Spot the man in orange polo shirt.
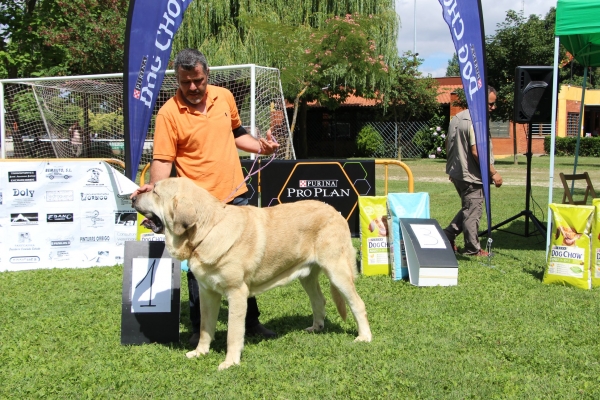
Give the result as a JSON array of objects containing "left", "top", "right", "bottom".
[{"left": 132, "top": 48, "right": 279, "bottom": 346}]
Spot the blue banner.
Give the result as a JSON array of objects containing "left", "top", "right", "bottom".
[
  {"left": 123, "top": 0, "right": 192, "bottom": 180},
  {"left": 438, "top": 0, "right": 491, "bottom": 236}
]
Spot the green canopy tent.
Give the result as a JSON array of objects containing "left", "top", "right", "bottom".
[{"left": 546, "top": 0, "right": 600, "bottom": 249}]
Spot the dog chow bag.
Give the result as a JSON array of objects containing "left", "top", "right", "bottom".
[
  {"left": 591, "top": 199, "right": 600, "bottom": 288},
  {"left": 544, "top": 203, "right": 594, "bottom": 290},
  {"left": 359, "top": 196, "right": 391, "bottom": 276}
]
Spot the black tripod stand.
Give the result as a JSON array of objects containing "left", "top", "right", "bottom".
[{"left": 483, "top": 122, "right": 546, "bottom": 237}]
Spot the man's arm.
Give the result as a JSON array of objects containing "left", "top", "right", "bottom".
[
  {"left": 130, "top": 159, "right": 173, "bottom": 199},
  {"left": 470, "top": 144, "right": 502, "bottom": 187}
]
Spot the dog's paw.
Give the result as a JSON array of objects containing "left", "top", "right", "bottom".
[
  {"left": 305, "top": 323, "right": 324, "bottom": 333},
  {"left": 218, "top": 360, "right": 239, "bottom": 370},
  {"left": 186, "top": 349, "right": 208, "bottom": 358},
  {"left": 354, "top": 334, "right": 372, "bottom": 343}
]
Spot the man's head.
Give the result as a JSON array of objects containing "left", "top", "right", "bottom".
[
  {"left": 174, "top": 49, "right": 209, "bottom": 105},
  {"left": 488, "top": 86, "right": 497, "bottom": 112}
]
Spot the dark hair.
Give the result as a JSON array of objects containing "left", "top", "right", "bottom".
[
  {"left": 173, "top": 48, "right": 208, "bottom": 74},
  {"left": 488, "top": 86, "right": 497, "bottom": 96}
]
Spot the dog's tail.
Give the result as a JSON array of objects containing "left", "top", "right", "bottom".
[{"left": 330, "top": 284, "right": 347, "bottom": 321}]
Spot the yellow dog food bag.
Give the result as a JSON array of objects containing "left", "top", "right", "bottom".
[
  {"left": 591, "top": 199, "right": 600, "bottom": 288},
  {"left": 359, "top": 196, "right": 391, "bottom": 276},
  {"left": 545, "top": 203, "right": 594, "bottom": 289}
]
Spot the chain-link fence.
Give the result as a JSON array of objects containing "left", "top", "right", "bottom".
[{"left": 359, "top": 121, "right": 430, "bottom": 158}]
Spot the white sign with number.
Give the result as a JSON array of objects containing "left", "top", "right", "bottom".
[
  {"left": 410, "top": 224, "right": 447, "bottom": 249},
  {"left": 131, "top": 257, "right": 172, "bottom": 313}
]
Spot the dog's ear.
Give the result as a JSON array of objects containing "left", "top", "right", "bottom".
[{"left": 171, "top": 195, "right": 196, "bottom": 236}]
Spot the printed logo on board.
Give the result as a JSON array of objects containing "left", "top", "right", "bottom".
[
  {"left": 46, "top": 191, "right": 74, "bottom": 202},
  {"left": 80, "top": 236, "right": 110, "bottom": 242},
  {"left": 86, "top": 210, "right": 104, "bottom": 226},
  {"left": 49, "top": 251, "right": 70, "bottom": 261},
  {"left": 80, "top": 193, "right": 109, "bottom": 201},
  {"left": 115, "top": 212, "right": 137, "bottom": 226},
  {"left": 86, "top": 168, "right": 104, "bottom": 185},
  {"left": 45, "top": 167, "right": 73, "bottom": 180},
  {"left": 50, "top": 240, "right": 71, "bottom": 247},
  {"left": 10, "top": 256, "right": 40, "bottom": 264},
  {"left": 8, "top": 171, "right": 36, "bottom": 182},
  {"left": 47, "top": 213, "right": 74, "bottom": 222},
  {"left": 11, "top": 213, "right": 39, "bottom": 226},
  {"left": 13, "top": 188, "right": 35, "bottom": 197},
  {"left": 299, "top": 180, "right": 338, "bottom": 188}
]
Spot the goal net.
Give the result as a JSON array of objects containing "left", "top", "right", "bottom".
[{"left": 0, "top": 65, "right": 295, "bottom": 173}]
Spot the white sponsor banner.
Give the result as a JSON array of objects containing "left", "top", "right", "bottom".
[{"left": 0, "top": 161, "right": 139, "bottom": 271}]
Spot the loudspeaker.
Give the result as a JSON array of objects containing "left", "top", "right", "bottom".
[{"left": 514, "top": 66, "right": 553, "bottom": 123}]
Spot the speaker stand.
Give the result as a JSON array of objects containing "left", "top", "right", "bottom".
[{"left": 480, "top": 122, "right": 546, "bottom": 238}]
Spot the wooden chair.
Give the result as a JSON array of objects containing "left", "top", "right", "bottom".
[{"left": 559, "top": 172, "right": 597, "bottom": 205}]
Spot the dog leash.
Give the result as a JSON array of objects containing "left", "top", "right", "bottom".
[{"left": 221, "top": 137, "right": 278, "bottom": 204}]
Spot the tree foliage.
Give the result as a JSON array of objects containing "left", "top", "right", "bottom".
[
  {"left": 485, "top": 8, "right": 558, "bottom": 121},
  {"left": 0, "top": 0, "right": 128, "bottom": 78},
  {"left": 385, "top": 53, "right": 440, "bottom": 122}
]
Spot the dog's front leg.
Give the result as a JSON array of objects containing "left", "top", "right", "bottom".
[
  {"left": 186, "top": 288, "right": 221, "bottom": 359},
  {"left": 218, "top": 287, "right": 249, "bottom": 370}
]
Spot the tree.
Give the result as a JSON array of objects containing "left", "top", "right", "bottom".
[
  {"left": 385, "top": 53, "right": 440, "bottom": 122},
  {"left": 485, "top": 8, "right": 558, "bottom": 122},
  {"left": 172, "top": 0, "right": 399, "bottom": 157},
  {"left": 446, "top": 53, "right": 459, "bottom": 77},
  {"left": 0, "top": 0, "right": 127, "bottom": 79}
]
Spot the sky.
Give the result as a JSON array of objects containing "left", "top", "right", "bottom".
[{"left": 395, "top": 0, "right": 558, "bottom": 77}]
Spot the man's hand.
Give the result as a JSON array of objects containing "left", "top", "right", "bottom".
[
  {"left": 130, "top": 183, "right": 153, "bottom": 200},
  {"left": 492, "top": 172, "right": 503, "bottom": 188},
  {"left": 258, "top": 129, "right": 280, "bottom": 155}
]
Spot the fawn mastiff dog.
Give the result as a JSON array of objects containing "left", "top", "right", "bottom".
[{"left": 131, "top": 177, "right": 371, "bottom": 370}]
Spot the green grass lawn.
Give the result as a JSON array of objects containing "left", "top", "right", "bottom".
[{"left": 1, "top": 157, "right": 600, "bottom": 398}]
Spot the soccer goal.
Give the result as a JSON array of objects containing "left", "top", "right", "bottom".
[{"left": 0, "top": 65, "right": 295, "bottom": 171}]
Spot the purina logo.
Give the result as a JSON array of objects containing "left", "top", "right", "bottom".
[
  {"left": 133, "top": 55, "right": 148, "bottom": 100},
  {"left": 8, "top": 171, "right": 36, "bottom": 182},
  {"left": 299, "top": 180, "right": 338, "bottom": 188},
  {"left": 11, "top": 213, "right": 39, "bottom": 225},
  {"left": 47, "top": 213, "right": 74, "bottom": 222},
  {"left": 86, "top": 168, "right": 103, "bottom": 184}
]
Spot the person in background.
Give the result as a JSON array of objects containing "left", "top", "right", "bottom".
[
  {"left": 443, "top": 86, "right": 503, "bottom": 256},
  {"left": 130, "top": 48, "right": 279, "bottom": 346},
  {"left": 69, "top": 121, "right": 83, "bottom": 157}
]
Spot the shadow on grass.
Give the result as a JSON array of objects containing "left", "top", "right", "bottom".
[
  {"left": 176, "top": 301, "right": 347, "bottom": 353},
  {"left": 482, "top": 220, "right": 547, "bottom": 251}
]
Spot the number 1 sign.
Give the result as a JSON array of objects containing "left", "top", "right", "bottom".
[{"left": 121, "top": 241, "right": 180, "bottom": 344}]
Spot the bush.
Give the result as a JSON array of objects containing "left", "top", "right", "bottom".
[
  {"left": 412, "top": 114, "right": 447, "bottom": 159},
  {"left": 544, "top": 136, "right": 600, "bottom": 156},
  {"left": 356, "top": 125, "right": 384, "bottom": 157}
]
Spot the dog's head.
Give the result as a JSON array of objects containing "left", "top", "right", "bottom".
[{"left": 132, "top": 178, "right": 202, "bottom": 236}]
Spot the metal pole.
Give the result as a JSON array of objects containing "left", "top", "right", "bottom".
[
  {"left": 413, "top": 0, "right": 417, "bottom": 54},
  {"left": 0, "top": 82, "right": 5, "bottom": 159}
]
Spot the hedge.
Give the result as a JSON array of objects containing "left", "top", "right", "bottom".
[{"left": 544, "top": 136, "right": 600, "bottom": 157}]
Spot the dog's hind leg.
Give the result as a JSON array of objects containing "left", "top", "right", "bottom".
[
  {"left": 218, "top": 287, "right": 249, "bottom": 370},
  {"left": 186, "top": 288, "right": 221, "bottom": 359},
  {"left": 298, "top": 265, "right": 326, "bottom": 333}
]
